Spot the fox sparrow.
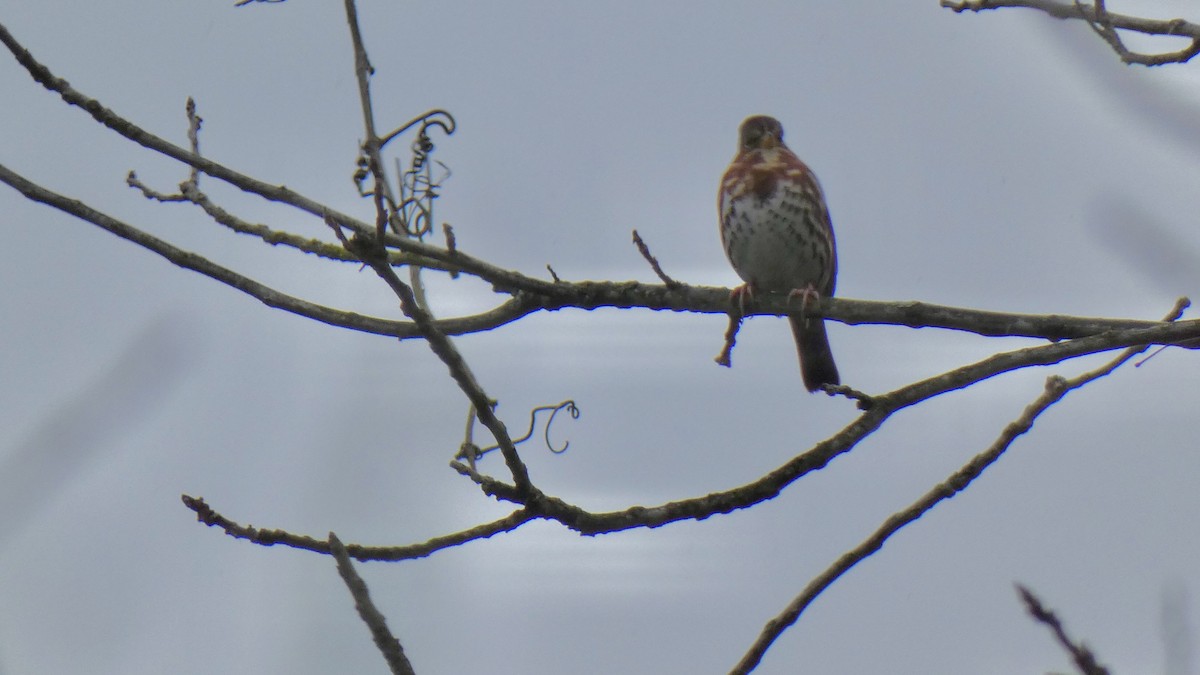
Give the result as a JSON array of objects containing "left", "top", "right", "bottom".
[{"left": 718, "top": 115, "right": 840, "bottom": 392}]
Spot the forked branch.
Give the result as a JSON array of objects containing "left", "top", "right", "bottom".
[
  {"left": 729, "top": 299, "right": 1188, "bottom": 673},
  {"left": 942, "top": 0, "right": 1200, "bottom": 65}
]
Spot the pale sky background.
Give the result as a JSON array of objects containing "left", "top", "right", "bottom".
[{"left": 3, "top": 2, "right": 1200, "bottom": 673}]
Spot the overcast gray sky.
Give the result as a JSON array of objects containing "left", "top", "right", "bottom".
[{"left": 3, "top": 2, "right": 1200, "bottom": 673}]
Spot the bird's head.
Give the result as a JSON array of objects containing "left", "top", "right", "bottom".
[{"left": 738, "top": 115, "right": 785, "bottom": 151}]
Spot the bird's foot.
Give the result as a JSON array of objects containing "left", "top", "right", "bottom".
[
  {"left": 787, "top": 283, "right": 821, "bottom": 319},
  {"left": 729, "top": 283, "right": 757, "bottom": 318}
]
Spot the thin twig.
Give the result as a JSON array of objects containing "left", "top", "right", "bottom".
[
  {"left": 1078, "top": 0, "right": 1121, "bottom": 54},
  {"left": 631, "top": 229, "right": 680, "bottom": 288},
  {"left": 182, "top": 495, "right": 538, "bottom": 561},
  {"left": 330, "top": 219, "right": 537, "bottom": 495},
  {"left": 343, "top": 0, "right": 389, "bottom": 241},
  {"left": 329, "top": 532, "right": 416, "bottom": 675},
  {"left": 714, "top": 313, "right": 741, "bottom": 367},
  {"left": 1017, "top": 584, "right": 1111, "bottom": 675},
  {"left": 184, "top": 96, "right": 202, "bottom": 187}
]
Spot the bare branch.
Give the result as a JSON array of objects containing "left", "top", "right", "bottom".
[
  {"left": 443, "top": 310, "right": 1200, "bottom": 535},
  {"left": 713, "top": 313, "right": 741, "bottom": 367},
  {"left": 1017, "top": 584, "right": 1112, "bottom": 675},
  {"left": 729, "top": 299, "right": 1188, "bottom": 673},
  {"left": 0, "top": 20, "right": 469, "bottom": 275},
  {"left": 329, "top": 532, "right": 417, "bottom": 675},
  {"left": 333, "top": 226, "right": 537, "bottom": 494},
  {"left": 4, "top": 21, "right": 1195, "bottom": 346},
  {"left": 632, "top": 229, "right": 680, "bottom": 288},
  {"left": 1, "top": 162, "right": 403, "bottom": 329},
  {"left": 184, "top": 96, "right": 202, "bottom": 186},
  {"left": 182, "top": 495, "right": 537, "bottom": 561},
  {"left": 942, "top": 0, "right": 1200, "bottom": 65},
  {"left": 11, "top": 5, "right": 1193, "bottom": 673},
  {"left": 182, "top": 309, "right": 1200, "bottom": 564},
  {"left": 10, "top": 154, "right": 1200, "bottom": 362}
]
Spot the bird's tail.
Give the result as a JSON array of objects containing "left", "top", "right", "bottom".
[{"left": 789, "top": 315, "right": 840, "bottom": 392}]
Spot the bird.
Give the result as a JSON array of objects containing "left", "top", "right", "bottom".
[{"left": 718, "top": 115, "right": 840, "bottom": 392}]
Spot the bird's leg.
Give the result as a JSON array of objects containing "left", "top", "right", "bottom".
[{"left": 786, "top": 283, "right": 821, "bottom": 322}]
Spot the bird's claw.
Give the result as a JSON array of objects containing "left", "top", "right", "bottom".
[
  {"left": 730, "top": 284, "right": 756, "bottom": 318},
  {"left": 787, "top": 284, "right": 821, "bottom": 319}
]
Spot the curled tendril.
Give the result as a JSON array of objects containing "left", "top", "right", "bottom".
[
  {"left": 459, "top": 399, "right": 580, "bottom": 461},
  {"left": 395, "top": 112, "right": 454, "bottom": 239},
  {"left": 379, "top": 109, "right": 455, "bottom": 148},
  {"left": 353, "top": 109, "right": 456, "bottom": 240},
  {"left": 543, "top": 400, "right": 580, "bottom": 454},
  {"left": 396, "top": 156, "right": 450, "bottom": 239}
]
